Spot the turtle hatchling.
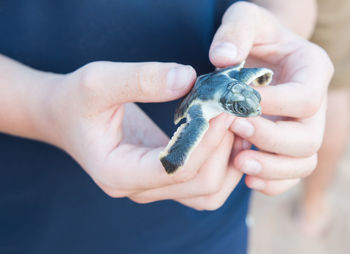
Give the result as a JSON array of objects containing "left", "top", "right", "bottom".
[{"left": 159, "top": 61, "right": 273, "bottom": 174}]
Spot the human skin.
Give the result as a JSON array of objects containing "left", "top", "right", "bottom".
[
  {"left": 251, "top": 0, "right": 317, "bottom": 38},
  {"left": 208, "top": 2, "right": 333, "bottom": 196},
  {"left": 254, "top": 0, "right": 348, "bottom": 235},
  {"left": 0, "top": 56, "right": 240, "bottom": 210},
  {"left": 0, "top": 2, "right": 333, "bottom": 210}
]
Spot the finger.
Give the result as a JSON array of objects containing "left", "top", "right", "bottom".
[
  {"left": 232, "top": 136, "right": 251, "bottom": 158},
  {"left": 254, "top": 44, "right": 333, "bottom": 118},
  {"left": 209, "top": 2, "right": 284, "bottom": 67},
  {"left": 103, "top": 113, "right": 234, "bottom": 193},
  {"left": 230, "top": 99, "right": 326, "bottom": 157},
  {"left": 177, "top": 167, "right": 243, "bottom": 211},
  {"left": 173, "top": 114, "right": 234, "bottom": 181},
  {"left": 129, "top": 132, "right": 234, "bottom": 202},
  {"left": 209, "top": 2, "right": 333, "bottom": 119},
  {"left": 234, "top": 149, "right": 317, "bottom": 180},
  {"left": 245, "top": 176, "right": 300, "bottom": 196},
  {"left": 76, "top": 61, "right": 196, "bottom": 104}
]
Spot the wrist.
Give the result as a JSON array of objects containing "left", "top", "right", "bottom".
[
  {"left": 0, "top": 55, "right": 64, "bottom": 144},
  {"left": 27, "top": 72, "right": 65, "bottom": 146}
]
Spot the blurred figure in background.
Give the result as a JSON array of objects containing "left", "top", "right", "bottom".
[
  {"left": 299, "top": 0, "right": 350, "bottom": 237},
  {"left": 250, "top": 0, "right": 350, "bottom": 239}
]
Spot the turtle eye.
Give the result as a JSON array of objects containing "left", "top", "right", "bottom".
[{"left": 233, "top": 102, "right": 248, "bottom": 115}]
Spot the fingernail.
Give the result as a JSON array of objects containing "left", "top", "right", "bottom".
[
  {"left": 241, "top": 159, "right": 262, "bottom": 175},
  {"left": 167, "top": 65, "right": 195, "bottom": 91},
  {"left": 232, "top": 118, "right": 255, "bottom": 138},
  {"left": 211, "top": 42, "right": 237, "bottom": 60},
  {"left": 225, "top": 115, "right": 235, "bottom": 129},
  {"left": 249, "top": 179, "right": 266, "bottom": 190}
]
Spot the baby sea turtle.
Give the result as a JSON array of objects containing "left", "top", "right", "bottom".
[{"left": 159, "top": 61, "right": 273, "bottom": 174}]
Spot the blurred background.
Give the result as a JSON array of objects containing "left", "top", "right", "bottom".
[
  {"left": 249, "top": 145, "right": 350, "bottom": 253},
  {"left": 248, "top": 1, "right": 350, "bottom": 253}
]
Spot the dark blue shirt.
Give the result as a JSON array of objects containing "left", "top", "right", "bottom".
[{"left": 0, "top": 1, "right": 251, "bottom": 253}]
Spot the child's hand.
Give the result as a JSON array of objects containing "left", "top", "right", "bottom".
[{"left": 210, "top": 2, "right": 333, "bottom": 195}]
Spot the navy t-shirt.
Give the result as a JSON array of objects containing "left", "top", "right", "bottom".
[{"left": 0, "top": 1, "right": 251, "bottom": 253}]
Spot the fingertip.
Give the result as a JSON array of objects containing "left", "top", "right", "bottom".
[
  {"left": 225, "top": 114, "right": 236, "bottom": 129},
  {"left": 233, "top": 149, "right": 256, "bottom": 171},
  {"left": 209, "top": 42, "right": 239, "bottom": 68},
  {"left": 231, "top": 118, "right": 255, "bottom": 138},
  {"left": 167, "top": 64, "right": 196, "bottom": 92},
  {"left": 246, "top": 177, "right": 301, "bottom": 196},
  {"left": 234, "top": 147, "right": 263, "bottom": 177},
  {"left": 245, "top": 176, "right": 266, "bottom": 190}
]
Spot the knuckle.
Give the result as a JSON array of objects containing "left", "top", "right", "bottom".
[
  {"left": 298, "top": 45, "right": 334, "bottom": 118},
  {"left": 200, "top": 176, "right": 222, "bottom": 195},
  {"left": 103, "top": 188, "right": 128, "bottom": 198},
  {"left": 222, "top": 2, "right": 258, "bottom": 28},
  {"left": 129, "top": 196, "right": 149, "bottom": 204},
  {"left": 261, "top": 189, "right": 281, "bottom": 197},
  {"left": 216, "top": 23, "right": 233, "bottom": 37},
  {"left": 260, "top": 185, "right": 286, "bottom": 196},
  {"left": 304, "top": 134, "right": 323, "bottom": 157},
  {"left": 218, "top": 18, "right": 249, "bottom": 41},
  {"left": 311, "top": 136, "right": 323, "bottom": 154},
  {"left": 172, "top": 170, "right": 197, "bottom": 183},
  {"left": 311, "top": 153, "right": 318, "bottom": 169},
  {"left": 261, "top": 179, "right": 301, "bottom": 196},
  {"left": 192, "top": 206, "right": 204, "bottom": 211},
  {"left": 253, "top": 132, "right": 278, "bottom": 152},
  {"left": 327, "top": 58, "right": 335, "bottom": 78},
  {"left": 201, "top": 197, "right": 225, "bottom": 211},
  {"left": 299, "top": 91, "right": 322, "bottom": 118},
  {"left": 323, "top": 54, "right": 335, "bottom": 78},
  {"left": 185, "top": 202, "right": 205, "bottom": 211},
  {"left": 266, "top": 137, "right": 279, "bottom": 152},
  {"left": 135, "top": 63, "right": 163, "bottom": 97},
  {"left": 78, "top": 61, "right": 104, "bottom": 91},
  {"left": 301, "top": 154, "right": 318, "bottom": 178},
  {"left": 135, "top": 64, "right": 149, "bottom": 96},
  {"left": 306, "top": 97, "right": 322, "bottom": 117},
  {"left": 314, "top": 44, "right": 335, "bottom": 77},
  {"left": 94, "top": 165, "right": 130, "bottom": 198}
]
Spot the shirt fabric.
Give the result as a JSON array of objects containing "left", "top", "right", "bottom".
[{"left": 0, "top": 1, "right": 251, "bottom": 253}]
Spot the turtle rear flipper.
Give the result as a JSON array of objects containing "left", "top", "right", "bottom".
[{"left": 160, "top": 105, "right": 209, "bottom": 174}]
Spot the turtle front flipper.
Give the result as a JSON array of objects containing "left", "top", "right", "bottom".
[
  {"left": 236, "top": 67, "right": 273, "bottom": 86},
  {"left": 159, "top": 104, "right": 209, "bottom": 174}
]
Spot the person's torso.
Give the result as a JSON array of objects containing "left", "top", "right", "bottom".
[{"left": 0, "top": 1, "right": 250, "bottom": 254}]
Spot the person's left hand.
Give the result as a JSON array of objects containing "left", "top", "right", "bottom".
[{"left": 209, "top": 2, "right": 334, "bottom": 195}]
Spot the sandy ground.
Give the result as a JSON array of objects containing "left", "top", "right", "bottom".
[{"left": 248, "top": 144, "right": 350, "bottom": 254}]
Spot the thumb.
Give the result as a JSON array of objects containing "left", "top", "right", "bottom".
[
  {"left": 209, "top": 2, "right": 280, "bottom": 68},
  {"left": 78, "top": 61, "right": 196, "bottom": 104}
]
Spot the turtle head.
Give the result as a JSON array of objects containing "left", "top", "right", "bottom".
[{"left": 220, "top": 81, "right": 262, "bottom": 117}]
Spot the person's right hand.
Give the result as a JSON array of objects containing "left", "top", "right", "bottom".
[
  {"left": 45, "top": 61, "right": 242, "bottom": 210},
  {"left": 209, "top": 2, "right": 333, "bottom": 196}
]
